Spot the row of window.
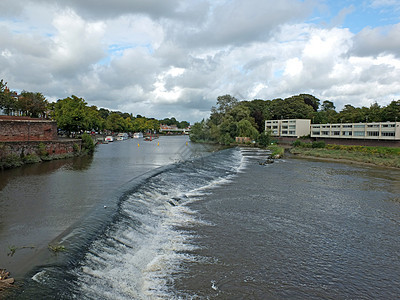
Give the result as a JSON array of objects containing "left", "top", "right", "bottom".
[
  {"left": 312, "top": 124, "right": 395, "bottom": 129},
  {"left": 312, "top": 131, "right": 395, "bottom": 137}
]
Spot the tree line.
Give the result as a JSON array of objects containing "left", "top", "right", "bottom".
[
  {"left": 189, "top": 94, "right": 400, "bottom": 145},
  {"left": 0, "top": 80, "right": 189, "bottom": 134}
]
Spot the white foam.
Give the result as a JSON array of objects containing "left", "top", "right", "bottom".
[{"left": 71, "top": 147, "right": 245, "bottom": 299}]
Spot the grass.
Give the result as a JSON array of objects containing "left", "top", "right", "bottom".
[
  {"left": 290, "top": 144, "right": 400, "bottom": 168},
  {"left": 268, "top": 145, "right": 285, "bottom": 158}
]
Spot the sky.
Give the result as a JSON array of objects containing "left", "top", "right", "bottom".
[{"left": 0, "top": 0, "right": 400, "bottom": 123}]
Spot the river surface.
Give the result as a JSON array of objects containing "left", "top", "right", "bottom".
[{"left": 1, "top": 136, "right": 400, "bottom": 299}]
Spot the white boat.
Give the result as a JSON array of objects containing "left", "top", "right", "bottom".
[
  {"left": 133, "top": 132, "right": 143, "bottom": 138},
  {"left": 116, "top": 133, "right": 129, "bottom": 140},
  {"left": 104, "top": 136, "right": 114, "bottom": 142}
]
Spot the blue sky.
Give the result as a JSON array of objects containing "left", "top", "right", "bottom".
[{"left": 0, "top": 0, "right": 400, "bottom": 123}]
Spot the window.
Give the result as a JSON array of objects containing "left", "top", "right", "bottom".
[
  {"left": 312, "top": 131, "right": 320, "bottom": 135},
  {"left": 322, "top": 125, "right": 330, "bottom": 128},
  {"left": 289, "top": 125, "right": 296, "bottom": 129},
  {"left": 367, "top": 131, "right": 379, "bottom": 136},
  {"left": 332, "top": 131, "right": 340, "bottom": 136},
  {"left": 312, "top": 125, "right": 321, "bottom": 129},
  {"left": 342, "top": 125, "right": 352, "bottom": 128},
  {"left": 282, "top": 126, "right": 288, "bottom": 129},
  {"left": 342, "top": 131, "right": 352, "bottom": 136},
  {"left": 289, "top": 131, "right": 296, "bottom": 135},
  {"left": 382, "top": 132, "right": 395, "bottom": 136},
  {"left": 282, "top": 131, "right": 288, "bottom": 134},
  {"left": 332, "top": 125, "right": 340, "bottom": 128},
  {"left": 354, "top": 131, "right": 365, "bottom": 136},
  {"left": 354, "top": 124, "right": 365, "bottom": 128},
  {"left": 322, "top": 131, "right": 329, "bottom": 135},
  {"left": 273, "top": 126, "right": 278, "bottom": 129},
  {"left": 367, "top": 124, "right": 379, "bottom": 128}
]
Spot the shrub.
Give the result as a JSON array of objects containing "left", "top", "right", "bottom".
[
  {"left": 257, "top": 132, "right": 271, "bottom": 147},
  {"left": 37, "top": 143, "right": 48, "bottom": 157},
  {"left": 73, "top": 143, "right": 80, "bottom": 153},
  {"left": 292, "top": 140, "right": 303, "bottom": 147},
  {"left": 81, "top": 133, "right": 95, "bottom": 154},
  {"left": 312, "top": 141, "right": 326, "bottom": 148},
  {"left": 23, "top": 154, "right": 41, "bottom": 164}
]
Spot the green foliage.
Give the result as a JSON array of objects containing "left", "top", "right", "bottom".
[
  {"left": 81, "top": 133, "right": 95, "bottom": 154},
  {"left": 23, "top": 154, "right": 41, "bottom": 164},
  {"left": 268, "top": 145, "right": 285, "bottom": 157},
  {"left": 37, "top": 143, "right": 48, "bottom": 157},
  {"left": 0, "top": 154, "right": 23, "bottom": 169},
  {"left": 312, "top": 141, "right": 326, "bottom": 148},
  {"left": 189, "top": 120, "right": 212, "bottom": 143},
  {"left": 257, "top": 131, "right": 271, "bottom": 147},
  {"left": 18, "top": 91, "right": 48, "bottom": 118},
  {"left": 290, "top": 146, "right": 400, "bottom": 168},
  {"left": 237, "top": 119, "right": 258, "bottom": 139},
  {"left": 73, "top": 143, "right": 80, "bottom": 153},
  {"left": 52, "top": 95, "right": 90, "bottom": 133},
  {"left": 48, "top": 244, "right": 66, "bottom": 253},
  {"left": 0, "top": 79, "right": 16, "bottom": 114}
]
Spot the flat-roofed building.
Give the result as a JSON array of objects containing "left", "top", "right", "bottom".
[
  {"left": 265, "top": 119, "right": 311, "bottom": 138},
  {"left": 310, "top": 122, "right": 400, "bottom": 140}
]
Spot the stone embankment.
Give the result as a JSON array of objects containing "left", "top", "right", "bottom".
[{"left": 0, "top": 116, "right": 82, "bottom": 169}]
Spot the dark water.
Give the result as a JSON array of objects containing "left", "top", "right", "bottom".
[{"left": 2, "top": 140, "right": 400, "bottom": 299}]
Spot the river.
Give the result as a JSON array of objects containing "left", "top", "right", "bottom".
[{"left": 1, "top": 136, "right": 400, "bottom": 299}]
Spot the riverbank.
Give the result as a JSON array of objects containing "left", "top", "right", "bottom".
[{"left": 290, "top": 146, "right": 400, "bottom": 169}]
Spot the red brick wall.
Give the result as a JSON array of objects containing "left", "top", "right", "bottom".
[{"left": 0, "top": 117, "right": 57, "bottom": 141}]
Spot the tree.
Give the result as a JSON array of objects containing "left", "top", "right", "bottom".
[
  {"left": 337, "top": 104, "right": 364, "bottom": 123},
  {"left": 321, "top": 100, "right": 335, "bottom": 112},
  {"left": 52, "top": 95, "right": 90, "bottom": 134},
  {"left": 178, "top": 121, "right": 190, "bottom": 128},
  {"left": 237, "top": 119, "right": 259, "bottom": 139},
  {"left": 299, "top": 94, "right": 320, "bottom": 112},
  {"left": 381, "top": 100, "right": 400, "bottom": 122},
  {"left": 86, "top": 106, "right": 104, "bottom": 131},
  {"left": 0, "top": 80, "right": 16, "bottom": 115},
  {"left": 105, "top": 113, "right": 127, "bottom": 132},
  {"left": 214, "top": 94, "right": 238, "bottom": 115},
  {"left": 18, "top": 91, "right": 48, "bottom": 118},
  {"left": 189, "top": 120, "right": 210, "bottom": 142}
]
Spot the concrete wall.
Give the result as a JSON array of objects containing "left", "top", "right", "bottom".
[{"left": 0, "top": 116, "right": 57, "bottom": 141}]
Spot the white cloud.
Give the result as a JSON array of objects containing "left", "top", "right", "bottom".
[{"left": 0, "top": 0, "right": 400, "bottom": 122}]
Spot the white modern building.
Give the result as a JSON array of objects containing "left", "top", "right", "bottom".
[
  {"left": 265, "top": 119, "right": 311, "bottom": 138},
  {"left": 265, "top": 119, "right": 400, "bottom": 141},
  {"left": 310, "top": 122, "right": 400, "bottom": 140}
]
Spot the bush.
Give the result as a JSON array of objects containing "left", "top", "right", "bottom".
[
  {"left": 292, "top": 140, "right": 303, "bottom": 147},
  {"left": 312, "top": 141, "right": 326, "bottom": 148},
  {"left": 257, "top": 132, "right": 271, "bottom": 147},
  {"left": 37, "top": 143, "right": 48, "bottom": 157},
  {"left": 81, "top": 133, "right": 95, "bottom": 154},
  {"left": 23, "top": 154, "right": 41, "bottom": 164},
  {"left": 0, "top": 154, "right": 23, "bottom": 169},
  {"left": 73, "top": 143, "right": 80, "bottom": 153}
]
